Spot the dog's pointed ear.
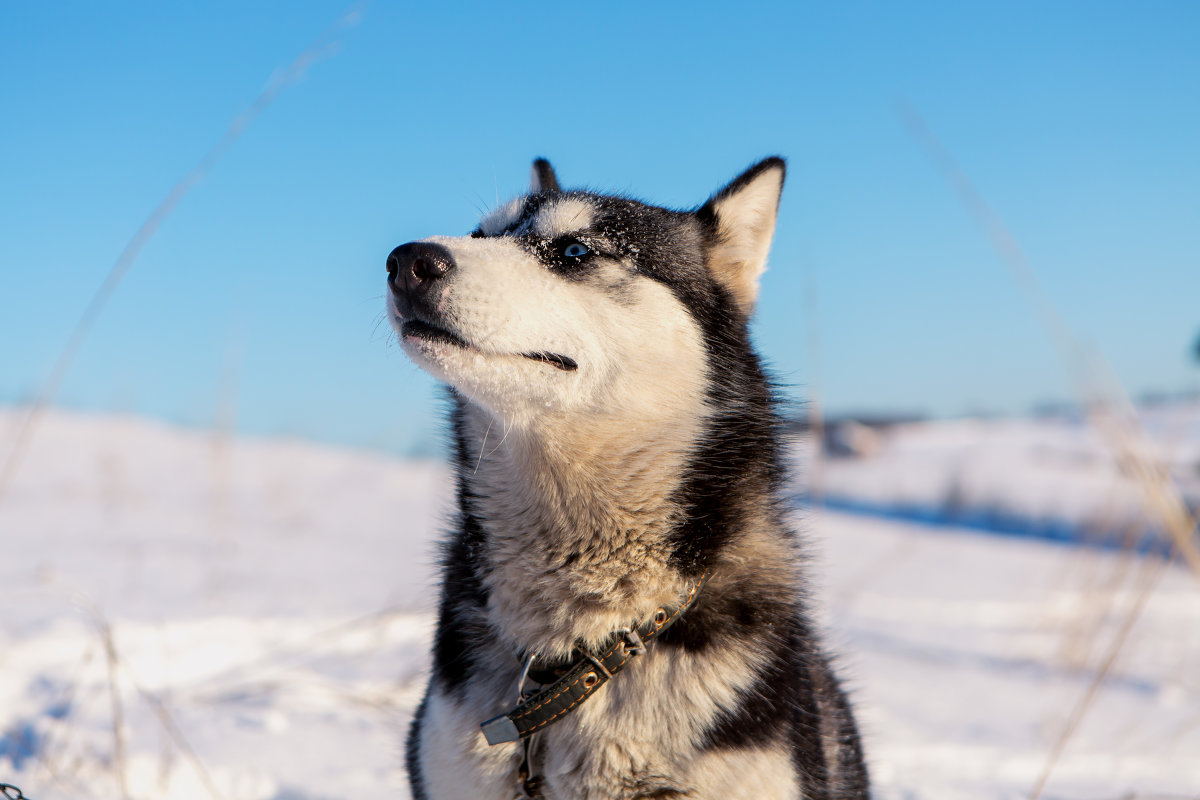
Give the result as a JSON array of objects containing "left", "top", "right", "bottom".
[
  {"left": 530, "top": 158, "right": 560, "bottom": 193},
  {"left": 696, "top": 157, "right": 785, "bottom": 315}
]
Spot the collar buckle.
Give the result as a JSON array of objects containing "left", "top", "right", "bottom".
[
  {"left": 481, "top": 571, "right": 710, "bottom": 746},
  {"left": 619, "top": 627, "right": 646, "bottom": 657}
]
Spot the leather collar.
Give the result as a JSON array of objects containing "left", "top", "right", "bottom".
[{"left": 481, "top": 571, "right": 710, "bottom": 745}]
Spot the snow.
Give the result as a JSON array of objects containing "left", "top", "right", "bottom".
[
  {"left": 814, "top": 403, "right": 1200, "bottom": 552},
  {"left": 2, "top": 407, "right": 1198, "bottom": 799},
  {"left": 818, "top": 511, "right": 1200, "bottom": 798}
]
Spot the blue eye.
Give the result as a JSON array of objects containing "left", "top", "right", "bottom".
[{"left": 562, "top": 242, "right": 590, "bottom": 258}]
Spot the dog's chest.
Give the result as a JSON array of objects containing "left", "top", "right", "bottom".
[
  {"left": 468, "top": 457, "right": 691, "bottom": 657},
  {"left": 470, "top": 634, "right": 762, "bottom": 800}
]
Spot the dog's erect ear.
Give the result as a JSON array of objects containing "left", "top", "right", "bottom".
[
  {"left": 696, "top": 157, "right": 786, "bottom": 315},
  {"left": 530, "top": 158, "right": 560, "bottom": 193}
]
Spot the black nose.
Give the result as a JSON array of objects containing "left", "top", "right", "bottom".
[{"left": 386, "top": 242, "right": 455, "bottom": 295}]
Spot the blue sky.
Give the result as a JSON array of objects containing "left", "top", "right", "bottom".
[{"left": 2, "top": 2, "right": 1198, "bottom": 455}]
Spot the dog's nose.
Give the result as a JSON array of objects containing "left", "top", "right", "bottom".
[{"left": 386, "top": 242, "right": 455, "bottom": 295}]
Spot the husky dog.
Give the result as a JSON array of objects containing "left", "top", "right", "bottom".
[{"left": 387, "top": 158, "right": 868, "bottom": 799}]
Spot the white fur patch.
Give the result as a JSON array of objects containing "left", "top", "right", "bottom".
[
  {"left": 687, "top": 747, "right": 801, "bottom": 799},
  {"left": 478, "top": 197, "right": 525, "bottom": 236},
  {"left": 393, "top": 234, "right": 706, "bottom": 435},
  {"left": 534, "top": 197, "right": 593, "bottom": 237},
  {"left": 419, "top": 688, "right": 521, "bottom": 800}
]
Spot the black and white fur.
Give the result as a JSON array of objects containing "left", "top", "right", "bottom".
[{"left": 386, "top": 158, "right": 868, "bottom": 799}]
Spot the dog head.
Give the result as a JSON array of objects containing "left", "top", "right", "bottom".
[{"left": 386, "top": 158, "right": 785, "bottom": 427}]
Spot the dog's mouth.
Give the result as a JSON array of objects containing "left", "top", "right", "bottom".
[
  {"left": 520, "top": 352, "right": 578, "bottom": 372},
  {"left": 402, "top": 319, "right": 471, "bottom": 349},
  {"left": 401, "top": 320, "right": 578, "bottom": 373}
]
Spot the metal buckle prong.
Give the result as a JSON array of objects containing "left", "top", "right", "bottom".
[
  {"left": 620, "top": 627, "right": 646, "bottom": 657},
  {"left": 516, "top": 652, "right": 537, "bottom": 703}
]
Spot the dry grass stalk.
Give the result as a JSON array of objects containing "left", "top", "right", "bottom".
[
  {"left": 897, "top": 101, "right": 1199, "bottom": 800},
  {"left": 0, "top": 2, "right": 366, "bottom": 505},
  {"left": 96, "top": 619, "right": 229, "bottom": 800},
  {"left": 99, "top": 624, "right": 129, "bottom": 800},
  {"left": 1028, "top": 554, "right": 1169, "bottom": 800}
]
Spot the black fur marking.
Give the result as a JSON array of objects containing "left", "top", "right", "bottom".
[
  {"left": 429, "top": 399, "right": 493, "bottom": 698},
  {"left": 405, "top": 692, "right": 430, "bottom": 800},
  {"left": 698, "top": 616, "right": 799, "bottom": 748},
  {"left": 657, "top": 576, "right": 794, "bottom": 654},
  {"left": 665, "top": 292, "right": 788, "bottom": 576},
  {"left": 699, "top": 615, "right": 833, "bottom": 800},
  {"left": 532, "top": 157, "right": 560, "bottom": 193},
  {"left": 430, "top": 512, "right": 490, "bottom": 696},
  {"left": 816, "top": 659, "right": 871, "bottom": 798}
]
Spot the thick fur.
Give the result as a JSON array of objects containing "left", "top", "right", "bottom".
[{"left": 387, "top": 158, "right": 868, "bottom": 799}]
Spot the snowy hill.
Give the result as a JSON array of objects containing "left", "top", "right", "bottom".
[
  {"left": 2, "top": 408, "right": 1198, "bottom": 799},
  {"left": 812, "top": 402, "right": 1200, "bottom": 552}
]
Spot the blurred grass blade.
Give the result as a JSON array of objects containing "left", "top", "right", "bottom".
[{"left": 0, "top": 2, "right": 368, "bottom": 504}]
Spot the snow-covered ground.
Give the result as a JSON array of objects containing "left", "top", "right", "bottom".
[
  {"left": 815, "top": 402, "right": 1200, "bottom": 552},
  {"left": 2, "top": 408, "right": 1198, "bottom": 799}
]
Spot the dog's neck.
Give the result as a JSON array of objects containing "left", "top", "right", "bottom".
[{"left": 457, "top": 401, "right": 704, "bottom": 657}]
